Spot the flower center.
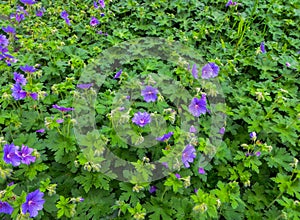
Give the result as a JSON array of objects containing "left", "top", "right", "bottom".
[{"left": 140, "top": 119, "right": 144, "bottom": 124}]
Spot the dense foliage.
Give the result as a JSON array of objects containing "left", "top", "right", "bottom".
[{"left": 0, "top": 0, "right": 299, "bottom": 219}]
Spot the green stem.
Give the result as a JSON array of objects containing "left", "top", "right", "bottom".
[
  {"left": 160, "top": 187, "right": 168, "bottom": 201},
  {"left": 267, "top": 191, "right": 283, "bottom": 209}
]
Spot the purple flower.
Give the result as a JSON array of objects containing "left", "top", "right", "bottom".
[
  {"left": 8, "top": 182, "right": 15, "bottom": 186},
  {"left": 93, "top": 1, "right": 99, "bottom": 8},
  {"left": 198, "top": 167, "right": 206, "bottom": 174},
  {"left": 16, "top": 13, "right": 26, "bottom": 22},
  {"left": 189, "top": 125, "right": 197, "bottom": 133},
  {"left": 250, "top": 132, "right": 257, "bottom": 141},
  {"left": 36, "top": 129, "right": 45, "bottom": 133},
  {"left": 20, "top": 65, "right": 36, "bottom": 73},
  {"left": 0, "top": 201, "right": 13, "bottom": 215},
  {"left": 162, "top": 162, "right": 168, "bottom": 169},
  {"left": 201, "top": 62, "right": 219, "bottom": 79},
  {"left": 64, "top": 18, "right": 71, "bottom": 25},
  {"left": 141, "top": 86, "right": 159, "bottom": 102},
  {"left": 11, "top": 83, "right": 27, "bottom": 100},
  {"left": 30, "top": 92, "right": 38, "bottom": 100},
  {"left": 132, "top": 112, "right": 151, "bottom": 127},
  {"left": 13, "top": 72, "right": 27, "bottom": 85},
  {"left": 182, "top": 144, "right": 196, "bottom": 168},
  {"left": 260, "top": 42, "right": 266, "bottom": 53},
  {"left": 156, "top": 131, "right": 174, "bottom": 141},
  {"left": 90, "top": 17, "right": 99, "bottom": 26},
  {"left": 226, "top": 0, "right": 232, "bottom": 7},
  {"left": 99, "top": 0, "right": 105, "bottom": 8},
  {"left": 114, "top": 69, "right": 122, "bottom": 79},
  {"left": 3, "top": 143, "right": 21, "bottom": 166},
  {"left": 286, "top": 62, "right": 291, "bottom": 67},
  {"left": 61, "top": 11, "right": 71, "bottom": 25},
  {"left": 255, "top": 151, "right": 261, "bottom": 157},
  {"left": 100, "top": 13, "right": 105, "bottom": 17},
  {"left": 191, "top": 64, "right": 198, "bottom": 79},
  {"left": 20, "top": 0, "right": 36, "bottom": 5},
  {"left": 188, "top": 94, "right": 207, "bottom": 117},
  {"left": 36, "top": 7, "right": 45, "bottom": 17},
  {"left": 17, "top": 145, "right": 36, "bottom": 165},
  {"left": 52, "top": 104, "right": 74, "bottom": 112},
  {"left": 2, "top": 26, "right": 16, "bottom": 35},
  {"left": 219, "top": 127, "right": 225, "bottom": 135},
  {"left": 56, "top": 119, "right": 64, "bottom": 124},
  {"left": 77, "top": 83, "right": 93, "bottom": 89},
  {"left": 0, "top": 35, "right": 9, "bottom": 47},
  {"left": 22, "top": 189, "right": 45, "bottom": 218},
  {"left": 175, "top": 173, "right": 181, "bottom": 179},
  {"left": 194, "top": 188, "right": 198, "bottom": 193},
  {"left": 149, "top": 186, "right": 157, "bottom": 194},
  {"left": 61, "top": 11, "right": 69, "bottom": 19}
]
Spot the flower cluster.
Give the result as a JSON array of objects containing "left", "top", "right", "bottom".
[
  {"left": 11, "top": 71, "right": 38, "bottom": 100},
  {"left": 61, "top": 10, "right": 71, "bottom": 25},
  {"left": 190, "top": 62, "right": 219, "bottom": 79},
  {"left": 0, "top": 33, "right": 17, "bottom": 66},
  {"left": 3, "top": 143, "right": 36, "bottom": 166},
  {"left": 0, "top": 189, "right": 44, "bottom": 217}
]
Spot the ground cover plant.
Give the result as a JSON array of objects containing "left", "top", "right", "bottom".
[{"left": 0, "top": 0, "right": 299, "bottom": 219}]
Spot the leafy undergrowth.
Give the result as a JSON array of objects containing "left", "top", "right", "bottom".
[{"left": 0, "top": 0, "right": 299, "bottom": 219}]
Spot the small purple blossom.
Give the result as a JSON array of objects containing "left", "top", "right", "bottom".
[
  {"left": 194, "top": 188, "right": 198, "bottom": 193},
  {"left": 187, "top": 63, "right": 191, "bottom": 71},
  {"left": 260, "top": 42, "right": 266, "bottom": 53},
  {"left": 285, "top": 62, "right": 291, "bottom": 67},
  {"left": 20, "top": 65, "right": 36, "bottom": 73},
  {"left": 162, "top": 162, "right": 168, "bottom": 169},
  {"left": 201, "top": 62, "right": 219, "bottom": 79},
  {"left": 11, "top": 83, "right": 27, "bottom": 100},
  {"left": 0, "top": 201, "right": 13, "bottom": 215},
  {"left": 100, "top": 13, "right": 105, "bottom": 17},
  {"left": 132, "top": 112, "right": 151, "bottom": 127},
  {"left": 188, "top": 94, "right": 207, "bottom": 117},
  {"left": 17, "top": 145, "right": 36, "bottom": 165},
  {"left": 13, "top": 72, "right": 27, "bottom": 85},
  {"left": 198, "top": 167, "right": 206, "bottom": 174},
  {"left": 36, "top": 7, "right": 45, "bottom": 17},
  {"left": 52, "top": 104, "right": 74, "bottom": 112},
  {"left": 36, "top": 129, "right": 45, "bottom": 133},
  {"left": 189, "top": 125, "right": 197, "bottom": 133},
  {"left": 0, "top": 35, "right": 9, "bottom": 47},
  {"left": 149, "top": 186, "right": 157, "bottom": 194},
  {"left": 141, "top": 86, "right": 159, "bottom": 102},
  {"left": 90, "top": 17, "right": 99, "bottom": 26},
  {"left": 114, "top": 69, "right": 122, "bottom": 79},
  {"left": 22, "top": 189, "right": 45, "bottom": 218},
  {"left": 156, "top": 131, "right": 174, "bottom": 142},
  {"left": 255, "top": 151, "right": 261, "bottom": 157},
  {"left": 182, "top": 144, "right": 196, "bottom": 168},
  {"left": 2, "top": 26, "right": 16, "bottom": 35},
  {"left": 175, "top": 173, "right": 181, "bottom": 179},
  {"left": 79, "top": 197, "right": 84, "bottom": 202},
  {"left": 30, "top": 92, "right": 38, "bottom": 100},
  {"left": 250, "top": 132, "right": 257, "bottom": 141},
  {"left": 77, "top": 83, "right": 93, "bottom": 89},
  {"left": 99, "top": 0, "right": 105, "bottom": 8},
  {"left": 8, "top": 182, "right": 15, "bottom": 186},
  {"left": 20, "top": 0, "right": 37, "bottom": 5},
  {"left": 60, "top": 11, "right": 69, "bottom": 19},
  {"left": 61, "top": 11, "right": 71, "bottom": 25},
  {"left": 191, "top": 64, "right": 198, "bottom": 79},
  {"left": 56, "top": 119, "right": 64, "bottom": 124},
  {"left": 226, "top": 0, "right": 237, "bottom": 7},
  {"left": 93, "top": 1, "right": 99, "bottom": 8},
  {"left": 219, "top": 127, "right": 225, "bottom": 135},
  {"left": 3, "top": 143, "right": 21, "bottom": 166}
]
